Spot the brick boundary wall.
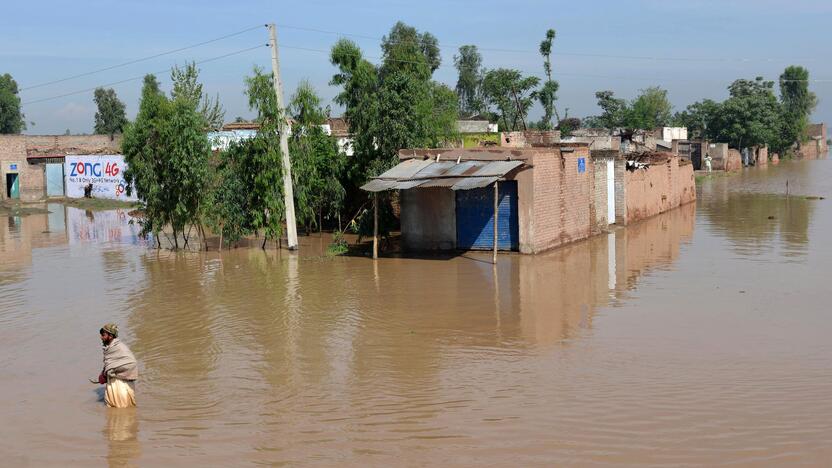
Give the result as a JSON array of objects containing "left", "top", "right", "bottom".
[
  {"left": 623, "top": 154, "right": 695, "bottom": 225},
  {"left": 530, "top": 147, "right": 592, "bottom": 252},
  {"left": 0, "top": 134, "right": 122, "bottom": 201}
]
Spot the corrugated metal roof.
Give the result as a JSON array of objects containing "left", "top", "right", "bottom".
[
  {"left": 452, "top": 176, "right": 500, "bottom": 190},
  {"left": 471, "top": 161, "right": 523, "bottom": 177},
  {"left": 379, "top": 159, "right": 434, "bottom": 179},
  {"left": 360, "top": 159, "right": 524, "bottom": 192}
]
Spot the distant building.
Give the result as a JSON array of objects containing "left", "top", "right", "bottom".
[
  {"left": 457, "top": 120, "right": 498, "bottom": 134},
  {"left": 326, "top": 117, "right": 354, "bottom": 156},
  {"left": 209, "top": 119, "right": 356, "bottom": 156},
  {"left": 798, "top": 123, "right": 828, "bottom": 159}
]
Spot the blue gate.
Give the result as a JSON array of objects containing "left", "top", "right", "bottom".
[{"left": 455, "top": 181, "right": 519, "bottom": 251}]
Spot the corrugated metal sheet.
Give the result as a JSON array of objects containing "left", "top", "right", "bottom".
[
  {"left": 361, "top": 159, "right": 524, "bottom": 192},
  {"left": 451, "top": 176, "right": 499, "bottom": 190},
  {"left": 377, "top": 159, "right": 434, "bottom": 179},
  {"left": 471, "top": 161, "right": 523, "bottom": 177},
  {"left": 360, "top": 179, "right": 399, "bottom": 192}
]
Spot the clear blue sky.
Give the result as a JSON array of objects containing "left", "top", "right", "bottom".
[{"left": 2, "top": 0, "right": 830, "bottom": 135}]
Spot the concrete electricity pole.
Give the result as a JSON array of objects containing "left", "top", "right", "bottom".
[{"left": 268, "top": 23, "right": 298, "bottom": 250}]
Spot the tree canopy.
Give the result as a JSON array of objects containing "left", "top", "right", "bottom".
[
  {"left": 93, "top": 87, "right": 128, "bottom": 139},
  {"left": 672, "top": 67, "right": 815, "bottom": 154},
  {"left": 779, "top": 66, "right": 817, "bottom": 148},
  {"left": 171, "top": 62, "right": 226, "bottom": 130},
  {"left": 537, "top": 29, "right": 560, "bottom": 129},
  {"left": 330, "top": 22, "right": 458, "bottom": 186},
  {"left": 585, "top": 87, "right": 672, "bottom": 130},
  {"left": 122, "top": 72, "right": 211, "bottom": 249},
  {"left": 454, "top": 45, "right": 485, "bottom": 118},
  {"left": 481, "top": 68, "right": 539, "bottom": 132},
  {"left": 288, "top": 80, "right": 345, "bottom": 232},
  {"left": 0, "top": 73, "right": 26, "bottom": 134}
]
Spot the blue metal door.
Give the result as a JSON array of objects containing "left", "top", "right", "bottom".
[{"left": 455, "top": 181, "right": 519, "bottom": 251}]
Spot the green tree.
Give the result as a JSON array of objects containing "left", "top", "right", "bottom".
[
  {"left": 589, "top": 90, "right": 627, "bottom": 129},
  {"left": 171, "top": 62, "right": 226, "bottom": 130},
  {"left": 715, "top": 77, "right": 783, "bottom": 151},
  {"left": 481, "top": 68, "right": 540, "bottom": 131},
  {"left": 380, "top": 21, "right": 440, "bottom": 79},
  {"left": 628, "top": 86, "right": 672, "bottom": 130},
  {"left": 288, "top": 80, "right": 345, "bottom": 232},
  {"left": 241, "top": 67, "right": 287, "bottom": 246},
  {"left": 587, "top": 87, "right": 672, "bottom": 130},
  {"left": 537, "top": 29, "right": 560, "bottom": 129},
  {"left": 122, "top": 73, "right": 211, "bottom": 249},
  {"left": 0, "top": 73, "right": 26, "bottom": 134},
  {"left": 454, "top": 45, "right": 485, "bottom": 117},
  {"left": 330, "top": 22, "right": 458, "bottom": 185},
  {"left": 93, "top": 87, "right": 127, "bottom": 140},
  {"left": 204, "top": 156, "right": 249, "bottom": 249},
  {"left": 330, "top": 38, "right": 379, "bottom": 184},
  {"left": 779, "top": 65, "right": 817, "bottom": 148},
  {"left": 672, "top": 99, "right": 722, "bottom": 139},
  {"left": 122, "top": 75, "right": 168, "bottom": 243}
]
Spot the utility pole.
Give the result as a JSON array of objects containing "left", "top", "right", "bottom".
[{"left": 268, "top": 23, "right": 298, "bottom": 250}]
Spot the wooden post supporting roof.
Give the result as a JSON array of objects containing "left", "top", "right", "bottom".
[
  {"left": 493, "top": 181, "right": 498, "bottom": 264},
  {"left": 373, "top": 193, "right": 379, "bottom": 260}
]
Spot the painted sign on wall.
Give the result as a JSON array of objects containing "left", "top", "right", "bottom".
[
  {"left": 577, "top": 157, "right": 586, "bottom": 173},
  {"left": 64, "top": 155, "right": 137, "bottom": 200}
]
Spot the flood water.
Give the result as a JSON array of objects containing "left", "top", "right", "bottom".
[{"left": 1, "top": 158, "right": 831, "bottom": 466}]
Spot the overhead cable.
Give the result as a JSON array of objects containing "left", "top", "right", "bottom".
[
  {"left": 20, "top": 24, "right": 266, "bottom": 92},
  {"left": 275, "top": 23, "right": 821, "bottom": 64},
  {"left": 22, "top": 44, "right": 267, "bottom": 105}
]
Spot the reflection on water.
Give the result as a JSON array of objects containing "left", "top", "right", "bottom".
[
  {"left": 1, "top": 158, "right": 831, "bottom": 467},
  {"left": 698, "top": 163, "right": 818, "bottom": 260},
  {"left": 105, "top": 408, "right": 140, "bottom": 468}
]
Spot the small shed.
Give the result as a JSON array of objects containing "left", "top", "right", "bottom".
[{"left": 361, "top": 146, "right": 594, "bottom": 256}]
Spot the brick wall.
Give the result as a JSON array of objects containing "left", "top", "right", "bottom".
[
  {"left": 0, "top": 134, "right": 123, "bottom": 201},
  {"left": 798, "top": 123, "right": 828, "bottom": 159},
  {"left": 725, "top": 149, "right": 742, "bottom": 171},
  {"left": 0, "top": 135, "right": 40, "bottom": 201},
  {"left": 500, "top": 131, "right": 560, "bottom": 148},
  {"left": 590, "top": 156, "right": 609, "bottom": 233},
  {"left": 614, "top": 158, "right": 627, "bottom": 225},
  {"left": 25, "top": 134, "right": 121, "bottom": 157},
  {"left": 623, "top": 154, "right": 695, "bottom": 224},
  {"left": 500, "top": 131, "right": 527, "bottom": 147},
  {"left": 529, "top": 147, "right": 592, "bottom": 253},
  {"left": 756, "top": 146, "right": 768, "bottom": 168}
]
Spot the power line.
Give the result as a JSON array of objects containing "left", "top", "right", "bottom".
[
  {"left": 22, "top": 44, "right": 267, "bottom": 105},
  {"left": 275, "top": 23, "right": 821, "bottom": 64},
  {"left": 20, "top": 24, "right": 267, "bottom": 92},
  {"left": 280, "top": 44, "right": 831, "bottom": 84}
]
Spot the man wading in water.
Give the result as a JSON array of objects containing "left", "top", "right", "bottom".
[{"left": 93, "top": 324, "right": 138, "bottom": 407}]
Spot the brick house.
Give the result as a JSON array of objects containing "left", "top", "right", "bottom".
[
  {"left": 363, "top": 145, "right": 601, "bottom": 254},
  {"left": 1, "top": 134, "right": 121, "bottom": 201},
  {"left": 362, "top": 145, "right": 696, "bottom": 255}
]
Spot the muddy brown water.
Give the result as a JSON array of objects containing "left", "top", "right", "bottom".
[{"left": 1, "top": 158, "right": 831, "bottom": 466}]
